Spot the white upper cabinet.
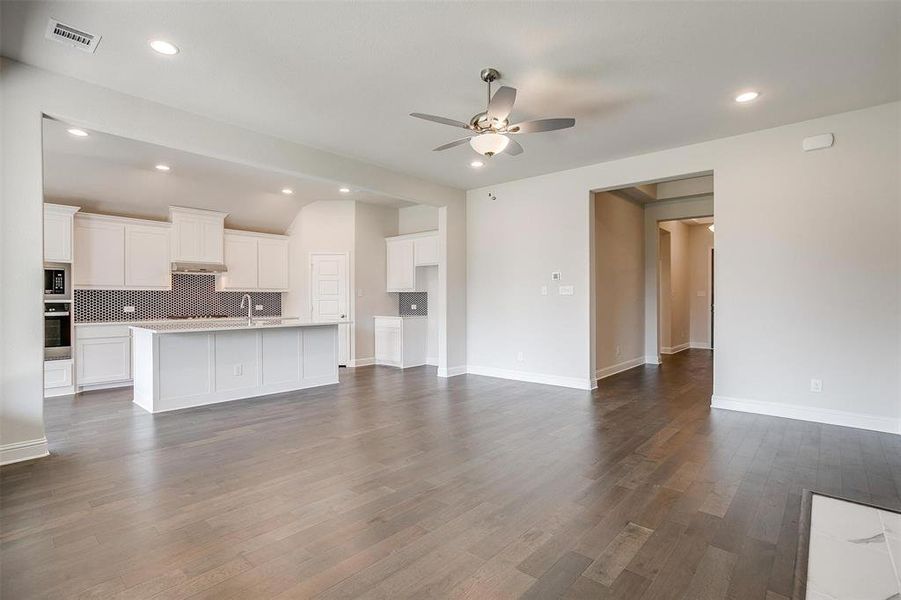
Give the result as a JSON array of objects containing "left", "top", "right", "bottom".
[
  {"left": 125, "top": 223, "right": 171, "bottom": 289},
  {"left": 75, "top": 214, "right": 171, "bottom": 290},
  {"left": 386, "top": 230, "right": 438, "bottom": 292},
  {"left": 221, "top": 233, "right": 258, "bottom": 290},
  {"left": 169, "top": 207, "right": 227, "bottom": 264},
  {"left": 74, "top": 215, "right": 126, "bottom": 288},
  {"left": 257, "top": 238, "right": 290, "bottom": 290},
  {"left": 413, "top": 234, "right": 439, "bottom": 266},
  {"left": 386, "top": 238, "right": 416, "bottom": 292},
  {"left": 219, "top": 230, "right": 289, "bottom": 291},
  {"left": 43, "top": 204, "right": 80, "bottom": 263}
]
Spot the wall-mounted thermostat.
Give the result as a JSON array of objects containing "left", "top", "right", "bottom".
[
  {"left": 551, "top": 272, "right": 562, "bottom": 281},
  {"left": 802, "top": 133, "right": 834, "bottom": 152}
]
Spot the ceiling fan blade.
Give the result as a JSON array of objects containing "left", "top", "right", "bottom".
[
  {"left": 432, "top": 137, "right": 473, "bottom": 151},
  {"left": 507, "top": 118, "right": 575, "bottom": 134},
  {"left": 487, "top": 86, "right": 517, "bottom": 121},
  {"left": 410, "top": 113, "right": 471, "bottom": 129},
  {"left": 504, "top": 137, "right": 524, "bottom": 156}
]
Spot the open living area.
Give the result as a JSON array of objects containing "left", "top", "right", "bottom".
[{"left": 1, "top": 2, "right": 899, "bottom": 599}]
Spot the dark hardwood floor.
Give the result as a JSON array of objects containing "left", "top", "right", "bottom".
[{"left": 2, "top": 350, "right": 900, "bottom": 599}]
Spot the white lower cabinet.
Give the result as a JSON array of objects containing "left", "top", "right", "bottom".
[
  {"left": 374, "top": 316, "right": 427, "bottom": 368},
  {"left": 76, "top": 324, "right": 132, "bottom": 388},
  {"left": 44, "top": 359, "right": 74, "bottom": 397}
]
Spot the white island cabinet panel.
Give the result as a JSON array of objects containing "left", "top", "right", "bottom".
[
  {"left": 131, "top": 320, "right": 340, "bottom": 413},
  {"left": 157, "top": 334, "right": 211, "bottom": 401},
  {"left": 262, "top": 328, "right": 301, "bottom": 385},
  {"left": 303, "top": 325, "right": 338, "bottom": 380},
  {"left": 215, "top": 331, "right": 260, "bottom": 391}
]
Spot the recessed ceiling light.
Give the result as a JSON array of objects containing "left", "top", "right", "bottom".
[
  {"left": 155, "top": 164, "right": 170, "bottom": 171},
  {"left": 281, "top": 188, "right": 294, "bottom": 195},
  {"left": 734, "top": 91, "right": 760, "bottom": 103},
  {"left": 149, "top": 40, "right": 179, "bottom": 56},
  {"left": 470, "top": 160, "right": 484, "bottom": 168},
  {"left": 67, "top": 128, "right": 88, "bottom": 137},
  {"left": 339, "top": 187, "right": 350, "bottom": 193}
]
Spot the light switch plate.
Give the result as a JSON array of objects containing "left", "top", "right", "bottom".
[
  {"left": 123, "top": 306, "right": 135, "bottom": 313},
  {"left": 558, "top": 285, "right": 574, "bottom": 296},
  {"left": 551, "top": 272, "right": 562, "bottom": 281},
  {"left": 255, "top": 304, "right": 263, "bottom": 311},
  {"left": 411, "top": 304, "right": 417, "bottom": 310}
]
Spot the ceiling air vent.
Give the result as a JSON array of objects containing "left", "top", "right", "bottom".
[{"left": 44, "top": 18, "right": 101, "bottom": 54}]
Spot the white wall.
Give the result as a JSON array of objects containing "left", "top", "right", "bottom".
[
  {"left": 0, "top": 59, "right": 466, "bottom": 463},
  {"left": 594, "top": 192, "right": 644, "bottom": 377},
  {"left": 659, "top": 220, "right": 691, "bottom": 351},
  {"left": 467, "top": 102, "right": 900, "bottom": 433},
  {"left": 688, "top": 225, "right": 715, "bottom": 348},
  {"left": 399, "top": 205, "right": 439, "bottom": 234},
  {"left": 354, "top": 202, "right": 399, "bottom": 362}
]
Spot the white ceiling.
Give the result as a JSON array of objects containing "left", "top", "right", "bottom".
[
  {"left": 4, "top": 2, "right": 899, "bottom": 190},
  {"left": 42, "top": 118, "right": 410, "bottom": 234}
]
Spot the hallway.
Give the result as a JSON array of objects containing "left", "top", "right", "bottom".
[{"left": 2, "top": 351, "right": 899, "bottom": 598}]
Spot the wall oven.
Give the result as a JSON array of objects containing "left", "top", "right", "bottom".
[{"left": 44, "top": 302, "right": 71, "bottom": 360}]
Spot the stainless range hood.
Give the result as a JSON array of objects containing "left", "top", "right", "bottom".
[{"left": 171, "top": 261, "right": 228, "bottom": 274}]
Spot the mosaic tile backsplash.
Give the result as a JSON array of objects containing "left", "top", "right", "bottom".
[
  {"left": 74, "top": 274, "right": 282, "bottom": 322},
  {"left": 398, "top": 292, "right": 428, "bottom": 316}
]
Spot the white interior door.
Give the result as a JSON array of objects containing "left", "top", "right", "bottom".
[{"left": 311, "top": 253, "right": 350, "bottom": 366}]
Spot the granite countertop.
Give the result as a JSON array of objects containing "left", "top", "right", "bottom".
[{"left": 130, "top": 318, "right": 349, "bottom": 334}]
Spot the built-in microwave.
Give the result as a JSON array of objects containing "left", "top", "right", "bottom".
[{"left": 44, "top": 263, "right": 70, "bottom": 300}]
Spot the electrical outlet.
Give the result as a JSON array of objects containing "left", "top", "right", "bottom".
[
  {"left": 516, "top": 351, "right": 524, "bottom": 362},
  {"left": 411, "top": 304, "right": 417, "bottom": 310},
  {"left": 558, "top": 285, "right": 574, "bottom": 296},
  {"left": 255, "top": 304, "right": 263, "bottom": 311},
  {"left": 810, "top": 378, "right": 822, "bottom": 393},
  {"left": 123, "top": 306, "right": 135, "bottom": 313},
  {"left": 233, "top": 364, "right": 243, "bottom": 376}
]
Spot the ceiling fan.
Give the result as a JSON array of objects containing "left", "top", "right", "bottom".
[{"left": 410, "top": 67, "right": 575, "bottom": 158}]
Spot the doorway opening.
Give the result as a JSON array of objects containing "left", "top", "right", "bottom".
[{"left": 591, "top": 173, "right": 714, "bottom": 384}]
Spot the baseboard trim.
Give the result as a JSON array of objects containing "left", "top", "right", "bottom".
[
  {"left": 437, "top": 365, "right": 467, "bottom": 378},
  {"left": 1, "top": 437, "right": 50, "bottom": 466},
  {"left": 644, "top": 355, "right": 662, "bottom": 365},
  {"left": 711, "top": 395, "right": 901, "bottom": 435},
  {"left": 661, "top": 343, "right": 690, "bottom": 355},
  {"left": 689, "top": 342, "right": 711, "bottom": 350},
  {"left": 426, "top": 356, "right": 438, "bottom": 366},
  {"left": 466, "top": 365, "right": 593, "bottom": 390},
  {"left": 348, "top": 357, "right": 374, "bottom": 368},
  {"left": 78, "top": 380, "right": 132, "bottom": 392},
  {"left": 595, "top": 357, "right": 645, "bottom": 381}
]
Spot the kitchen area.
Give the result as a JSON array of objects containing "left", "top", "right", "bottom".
[{"left": 41, "top": 118, "right": 444, "bottom": 414}]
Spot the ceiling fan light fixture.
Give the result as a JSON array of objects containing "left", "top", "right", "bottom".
[{"left": 470, "top": 133, "right": 509, "bottom": 157}]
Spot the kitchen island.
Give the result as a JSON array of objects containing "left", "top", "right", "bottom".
[{"left": 130, "top": 318, "right": 342, "bottom": 413}]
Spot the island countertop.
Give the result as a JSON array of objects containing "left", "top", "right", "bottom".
[{"left": 129, "top": 318, "right": 350, "bottom": 335}]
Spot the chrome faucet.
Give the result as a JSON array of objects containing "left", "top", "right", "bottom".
[{"left": 240, "top": 294, "right": 253, "bottom": 324}]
